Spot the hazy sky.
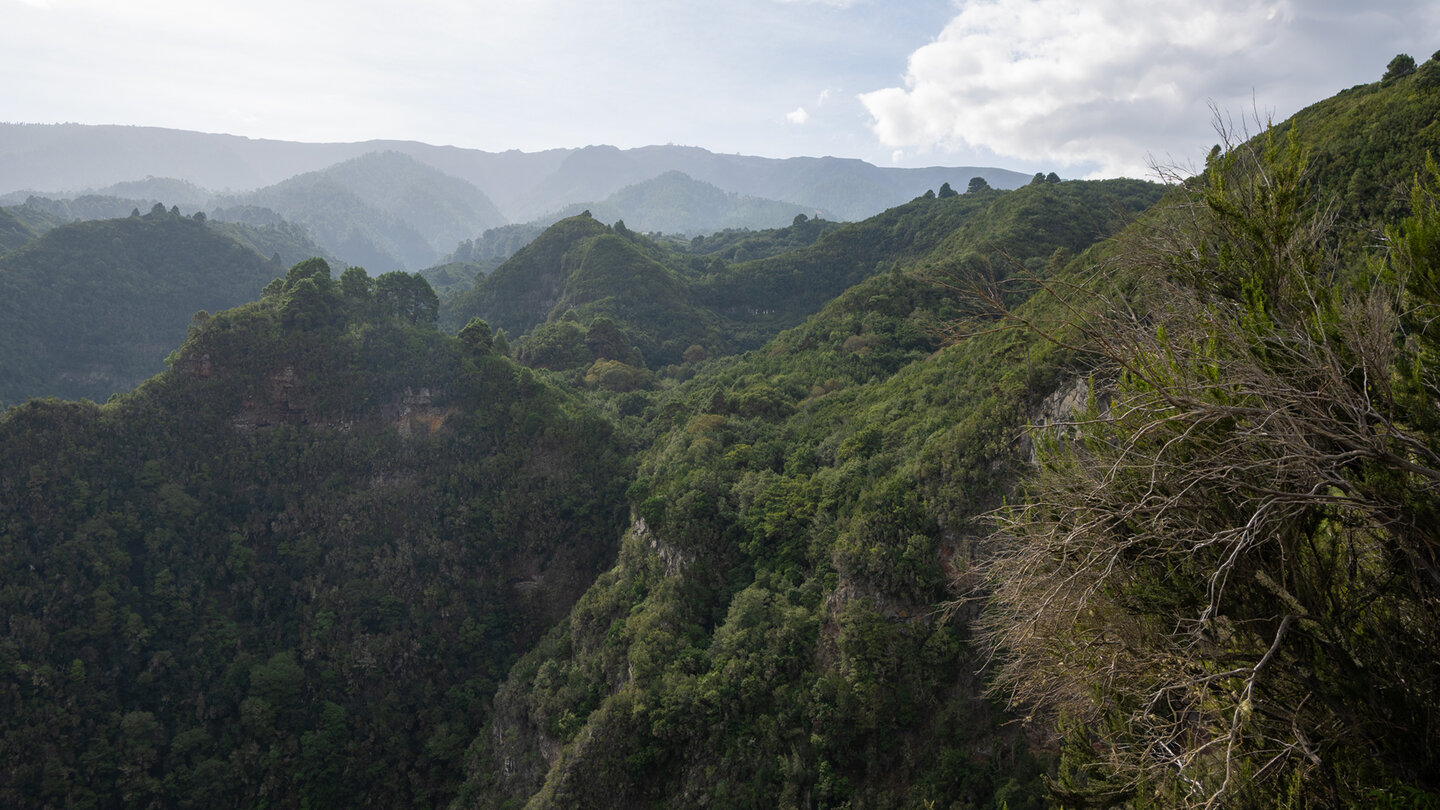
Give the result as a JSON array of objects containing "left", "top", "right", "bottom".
[{"left": 2, "top": 0, "right": 1434, "bottom": 177}]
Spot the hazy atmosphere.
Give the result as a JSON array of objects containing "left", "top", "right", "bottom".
[
  {"left": 3, "top": 0, "right": 1440, "bottom": 806},
  {"left": 4, "top": 0, "right": 1434, "bottom": 177}
]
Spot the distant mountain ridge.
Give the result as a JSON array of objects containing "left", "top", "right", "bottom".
[
  {"left": 0, "top": 123, "right": 1031, "bottom": 225},
  {"left": 212, "top": 151, "right": 507, "bottom": 271},
  {"left": 5, "top": 64, "right": 1439, "bottom": 809},
  {"left": 541, "top": 171, "right": 825, "bottom": 236}
]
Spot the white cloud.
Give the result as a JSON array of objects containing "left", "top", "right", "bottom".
[
  {"left": 6, "top": 0, "right": 1433, "bottom": 170},
  {"left": 857, "top": 0, "right": 1440, "bottom": 177},
  {"left": 786, "top": 106, "right": 810, "bottom": 124}
]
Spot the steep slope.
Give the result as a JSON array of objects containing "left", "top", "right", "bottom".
[
  {"left": 0, "top": 206, "right": 286, "bottom": 405},
  {"left": 447, "top": 222, "right": 550, "bottom": 266},
  {"left": 0, "top": 261, "right": 630, "bottom": 808},
  {"left": 198, "top": 217, "right": 339, "bottom": 270},
  {"left": 445, "top": 213, "right": 615, "bottom": 339},
  {"left": 219, "top": 176, "right": 426, "bottom": 271},
  {"left": 446, "top": 214, "right": 723, "bottom": 369},
  {"left": 453, "top": 69, "right": 1440, "bottom": 809},
  {"left": 448, "top": 180, "right": 1162, "bottom": 382},
  {"left": 311, "top": 151, "right": 507, "bottom": 252},
  {"left": 688, "top": 180, "right": 1152, "bottom": 347},
  {"left": 217, "top": 151, "right": 506, "bottom": 271},
  {"left": 416, "top": 260, "right": 490, "bottom": 296},
  {"left": 455, "top": 178, "right": 1163, "bottom": 809},
  {"left": 1274, "top": 64, "right": 1440, "bottom": 225},
  {"left": 969, "top": 62, "right": 1440, "bottom": 808},
  {"left": 544, "top": 232, "right": 722, "bottom": 367},
  {"left": 0, "top": 200, "right": 70, "bottom": 237},
  {"left": 0, "top": 206, "right": 37, "bottom": 254},
  {"left": 5, "top": 61, "right": 1435, "bottom": 810}
]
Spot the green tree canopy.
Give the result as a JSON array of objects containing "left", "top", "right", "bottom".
[
  {"left": 458, "top": 316, "right": 494, "bottom": 354},
  {"left": 374, "top": 270, "right": 439, "bottom": 325},
  {"left": 1384, "top": 52, "right": 1418, "bottom": 82}
]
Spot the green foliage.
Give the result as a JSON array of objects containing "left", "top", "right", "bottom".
[
  {"left": 8, "top": 73, "right": 1435, "bottom": 810},
  {"left": 416, "top": 259, "right": 488, "bottom": 295},
  {"left": 0, "top": 211, "right": 286, "bottom": 405},
  {"left": 0, "top": 260, "right": 630, "bottom": 808},
  {"left": 677, "top": 214, "right": 841, "bottom": 263},
  {"left": 584, "top": 359, "right": 651, "bottom": 392},
  {"left": 1274, "top": 65, "right": 1440, "bottom": 226},
  {"left": 374, "top": 269, "right": 440, "bottom": 324},
  {"left": 450, "top": 189, "right": 1088, "bottom": 385},
  {"left": 0, "top": 206, "right": 38, "bottom": 253},
  {"left": 691, "top": 190, "right": 997, "bottom": 345},
  {"left": 443, "top": 213, "right": 613, "bottom": 337},
  {"left": 448, "top": 216, "right": 726, "bottom": 371},
  {"left": 1417, "top": 51, "right": 1440, "bottom": 88},
  {"left": 1385, "top": 52, "right": 1418, "bottom": 83},
  {"left": 201, "top": 216, "right": 338, "bottom": 268},
  {"left": 448, "top": 223, "right": 548, "bottom": 265},
  {"left": 453, "top": 72, "right": 1439, "bottom": 810},
  {"left": 982, "top": 121, "right": 1440, "bottom": 805},
  {"left": 339, "top": 263, "right": 374, "bottom": 302},
  {"left": 458, "top": 317, "right": 494, "bottom": 354},
  {"left": 454, "top": 176, "right": 1162, "bottom": 809}
]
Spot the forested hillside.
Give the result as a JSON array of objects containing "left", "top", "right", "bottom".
[
  {"left": 0, "top": 207, "right": 38, "bottom": 253},
  {"left": 447, "top": 178, "right": 1161, "bottom": 376},
  {"left": 0, "top": 207, "right": 287, "bottom": 405},
  {"left": 1, "top": 61, "right": 1438, "bottom": 810},
  {"left": 978, "top": 62, "right": 1440, "bottom": 807},
  {"left": 452, "top": 176, "right": 1162, "bottom": 810},
  {"left": 450, "top": 60, "right": 1440, "bottom": 809},
  {"left": 212, "top": 152, "right": 506, "bottom": 272},
  {"left": 0, "top": 204, "right": 340, "bottom": 406},
  {"left": 0, "top": 259, "right": 629, "bottom": 807}
]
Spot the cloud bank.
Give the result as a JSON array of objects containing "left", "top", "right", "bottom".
[{"left": 859, "top": 0, "right": 1436, "bottom": 177}]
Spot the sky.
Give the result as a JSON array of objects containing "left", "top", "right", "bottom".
[{"left": 1, "top": 0, "right": 1435, "bottom": 178}]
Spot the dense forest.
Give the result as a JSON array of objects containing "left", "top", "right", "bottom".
[
  {"left": 2, "top": 59, "right": 1440, "bottom": 809},
  {"left": 0, "top": 258, "right": 630, "bottom": 807},
  {"left": 0, "top": 205, "right": 334, "bottom": 406}
]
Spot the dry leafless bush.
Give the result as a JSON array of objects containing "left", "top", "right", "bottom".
[{"left": 975, "top": 129, "right": 1440, "bottom": 807}]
